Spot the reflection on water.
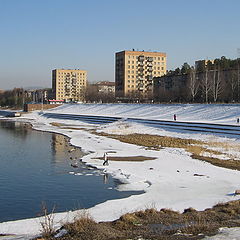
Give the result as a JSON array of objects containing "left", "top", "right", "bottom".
[
  {"left": 0, "top": 121, "right": 143, "bottom": 222},
  {"left": 51, "top": 134, "right": 85, "bottom": 165},
  {"left": 0, "top": 121, "right": 29, "bottom": 140},
  {"left": 103, "top": 173, "right": 109, "bottom": 184}
]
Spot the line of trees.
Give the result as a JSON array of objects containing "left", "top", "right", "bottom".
[
  {"left": 0, "top": 88, "right": 31, "bottom": 108},
  {"left": 0, "top": 88, "right": 53, "bottom": 108},
  {"left": 155, "top": 56, "right": 240, "bottom": 103}
]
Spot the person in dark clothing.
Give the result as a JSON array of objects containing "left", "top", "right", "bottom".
[
  {"left": 173, "top": 114, "right": 177, "bottom": 121},
  {"left": 103, "top": 152, "right": 109, "bottom": 166}
]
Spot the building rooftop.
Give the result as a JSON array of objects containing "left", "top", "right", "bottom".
[{"left": 116, "top": 50, "right": 166, "bottom": 56}]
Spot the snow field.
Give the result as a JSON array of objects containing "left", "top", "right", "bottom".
[{"left": 1, "top": 103, "right": 240, "bottom": 239}]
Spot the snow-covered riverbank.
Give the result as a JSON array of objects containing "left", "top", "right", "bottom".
[{"left": 1, "top": 104, "right": 240, "bottom": 239}]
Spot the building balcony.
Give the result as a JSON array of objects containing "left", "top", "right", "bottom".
[
  {"left": 147, "top": 75, "right": 153, "bottom": 80},
  {"left": 138, "top": 55, "right": 144, "bottom": 61},
  {"left": 147, "top": 57, "right": 153, "bottom": 62}
]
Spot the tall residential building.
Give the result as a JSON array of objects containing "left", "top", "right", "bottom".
[
  {"left": 52, "top": 69, "right": 87, "bottom": 102},
  {"left": 115, "top": 50, "right": 167, "bottom": 100}
]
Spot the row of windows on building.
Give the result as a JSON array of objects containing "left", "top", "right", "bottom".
[
  {"left": 128, "top": 72, "right": 164, "bottom": 79},
  {"left": 127, "top": 79, "right": 153, "bottom": 83},
  {"left": 127, "top": 71, "right": 164, "bottom": 75},
  {"left": 127, "top": 55, "right": 165, "bottom": 61},
  {"left": 127, "top": 60, "right": 165, "bottom": 65},
  {"left": 57, "top": 77, "right": 86, "bottom": 80},
  {"left": 57, "top": 81, "right": 85, "bottom": 85},
  {"left": 128, "top": 85, "right": 136, "bottom": 88},
  {"left": 127, "top": 89, "right": 149, "bottom": 93},
  {"left": 58, "top": 73, "right": 86, "bottom": 76},
  {"left": 57, "top": 85, "right": 84, "bottom": 91},
  {"left": 126, "top": 82, "right": 153, "bottom": 89},
  {"left": 57, "top": 90, "right": 83, "bottom": 96},
  {"left": 127, "top": 65, "right": 165, "bottom": 70}
]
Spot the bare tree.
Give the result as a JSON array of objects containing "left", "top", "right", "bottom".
[
  {"left": 212, "top": 66, "right": 223, "bottom": 102},
  {"left": 85, "top": 83, "right": 98, "bottom": 102},
  {"left": 201, "top": 67, "right": 211, "bottom": 103},
  {"left": 188, "top": 67, "right": 199, "bottom": 102},
  {"left": 237, "top": 49, "right": 240, "bottom": 102},
  {"left": 229, "top": 71, "right": 238, "bottom": 102},
  {"left": 238, "top": 60, "right": 240, "bottom": 102}
]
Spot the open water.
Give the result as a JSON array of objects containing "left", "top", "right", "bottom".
[{"left": 0, "top": 120, "right": 141, "bottom": 222}]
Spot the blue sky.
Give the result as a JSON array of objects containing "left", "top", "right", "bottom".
[{"left": 0, "top": 0, "right": 239, "bottom": 89}]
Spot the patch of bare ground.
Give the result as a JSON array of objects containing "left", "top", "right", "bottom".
[
  {"left": 95, "top": 156, "right": 156, "bottom": 162},
  {"left": 42, "top": 200, "right": 240, "bottom": 240},
  {"left": 92, "top": 132, "right": 240, "bottom": 171},
  {"left": 50, "top": 122, "right": 62, "bottom": 127},
  {"left": 50, "top": 122, "right": 90, "bottom": 131}
]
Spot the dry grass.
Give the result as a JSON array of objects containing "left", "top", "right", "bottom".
[
  {"left": 50, "top": 122, "right": 62, "bottom": 127},
  {"left": 46, "top": 200, "right": 240, "bottom": 240},
  {"left": 50, "top": 122, "right": 90, "bottom": 131},
  {"left": 61, "top": 212, "right": 124, "bottom": 240},
  {"left": 39, "top": 203, "right": 56, "bottom": 238},
  {"left": 93, "top": 132, "right": 240, "bottom": 171}
]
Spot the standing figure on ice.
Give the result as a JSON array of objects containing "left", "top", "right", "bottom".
[{"left": 173, "top": 114, "right": 177, "bottom": 121}]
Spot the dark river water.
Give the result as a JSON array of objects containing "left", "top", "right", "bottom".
[{"left": 0, "top": 120, "right": 141, "bottom": 222}]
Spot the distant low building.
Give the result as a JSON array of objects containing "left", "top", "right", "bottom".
[
  {"left": 49, "top": 99, "right": 64, "bottom": 104},
  {"left": 85, "top": 81, "right": 115, "bottom": 103},
  {"left": 0, "top": 89, "right": 4, "bottom": 94},
  {"left": 25, "top": 89, "right": 51, "bottom": 103},
  {"left": 195, "top": 59, "right": 214, "bottom": 71},
  {"left": 23, "top": 103, "right": 62, "bottom": 112},
  {"left": 95, "top": 81, "right": 115, "bottom": 94},
  {"left": 153, "top": 74, "right": 188, "bottom": 102}
]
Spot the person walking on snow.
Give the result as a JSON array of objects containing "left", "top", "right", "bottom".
[
  {"left": 103, "top": 152, "right": 109, "bottom": 166},
  {"left": 173, "top": 114, "right": 177, "bottom": 121}
]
